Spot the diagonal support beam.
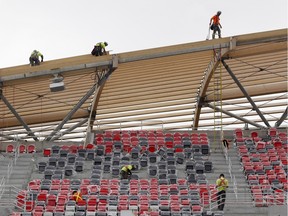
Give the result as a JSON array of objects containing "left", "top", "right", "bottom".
[
  {"left": 50, "top": 118, "right": 88, "bottom": 141},
  {"left": 206, "top": 103, "right": 265, "bottom": 129},
  {"left": 221, "top": 59, "right": 271, "bottom": 128},
  {"left": 0, "top": 94, "right": 39, "bottom": 141},
  {"left": 86, "top": 55, "right": 118, "bottom": 133},
  {"left": 275, "top": 106, "right": 288, "bottom": 128},
  {"left": 45, "top": 84, "right": 97, "bottom": 141},
  {"left": 192, "top": 47, "right": 230, "bottom": 130},
  {"left": 46, "top": 55, "right": 118, "bottom": 142}
]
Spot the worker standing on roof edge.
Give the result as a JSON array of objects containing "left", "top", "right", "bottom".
[
  {"left": 209, "top": 11, "right": 222, "bottom": 39},
  {"left": 29, "top": 50, "right": 43, "bottom": 66},
  {"left": 216, "top": 173, "right": 229, "bottom": 210},
  {"left": 91, "top": 42, "right": 108, "bottom": 56},
  {"left": 120, "top": 165, "right": 134, "bottom": 180}
]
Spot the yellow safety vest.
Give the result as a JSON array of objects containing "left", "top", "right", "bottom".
[{"left": 216, "top": 177, "right": 228, "bottom": 191}]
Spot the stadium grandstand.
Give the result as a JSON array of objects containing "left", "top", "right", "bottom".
[{"left": 0, "top": 28, "right": 287, "bottom": 216}]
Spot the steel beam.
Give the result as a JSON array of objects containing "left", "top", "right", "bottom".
[
  {"left": 50, "top": 118, "right": 88, "bottom": 141},
  {"left": 86, "top": 55, "right": 118, "bottom": 143},
  {"left": 45, "top": 83, "right": 97, "bottom": 141},
  {"left": 221, "top": 59, "right": 271, "bottom": 128},
  {"left": 206, "top": 103, "right": 265, "bottom": 129},
  {"left": 0, "top": 60, "right": 112, "bottom": 82},
  {"left": 0, "top": 94, "right": 39, "bottom": 141},
  {"left": 0, "top": 133, "right": 24, "bottom": 141},
  {"left": 192, "top": 47, "right": 230, "bottom": 130},
  {"left": 275, "top": 106, "right": 288, "bottom": 128}
]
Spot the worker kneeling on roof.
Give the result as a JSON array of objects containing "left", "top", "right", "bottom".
[
  {"left": 91, "top": 42, "right": 108, "bottom": 56},
  {"left": 120, "top": 165, "right": 135, "bottom": 180},
  {"left": 29, "top": 50, "right": 43, "bottom": 66}
]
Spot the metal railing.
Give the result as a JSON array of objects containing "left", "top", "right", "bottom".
[
  {"left": 0, "top": 185, "right": 23, "bottom": 210},
  {"left": 95, "top": 120, "right": 165, "bottom": 131},
  {"left": 0, "top": 139, "right": 21, "bottom": 201},
  {"left": 208, "top": 185, "right": 287, "bottom": 211}
]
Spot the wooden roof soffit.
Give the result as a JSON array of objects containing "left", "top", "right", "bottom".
[
  {"left": 0, "top": 92, "right": 39, "bottom": 141},
  {"left": 192, "top": 31, "right": 288, "bottom": 130},
  {"left": 44, "top": 55, "right": 118, "bottom": 142}
]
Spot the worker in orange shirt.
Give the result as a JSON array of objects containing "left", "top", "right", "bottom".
[
  {"left": 209, "top": 11, "right": 222, "bottom": 39},
  {"left": 72, "top": 190, "right": 83, "bottom": 203}
]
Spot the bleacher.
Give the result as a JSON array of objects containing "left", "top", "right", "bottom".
[
  {"left": 5, "top": 129, "right": 287, "bottom": 216},
  {"left": 235, "top": 128, "right": 287, "bottom": 207}
]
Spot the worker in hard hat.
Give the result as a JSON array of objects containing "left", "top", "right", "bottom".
[
  {"left": 29, "top": 50, "right": 44, "bottom": 66},
  {"left": 120, "top": 165, "right": 134, "bottom": 180},
  {"left": 209, "top": 11, "right": 222, "bottom": 39},
  {"left": 91, "top": 42, "right": 108, "bottom": 56}
]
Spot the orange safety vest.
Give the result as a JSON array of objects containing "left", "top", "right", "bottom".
[{"left": 73, "top": 192, "right": 83, "bottom": 202}]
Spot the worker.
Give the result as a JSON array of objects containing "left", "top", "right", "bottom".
[
  {"left": 120, "top": 165, "right": 134, "bottom": 180},
  {"left": 209, "top": 11, "right": 222, "bottom": 39},
  {"left": 91, "top": 42, "right": 108, "bottom": 56},
  {"left": 29, "top": 50, "right": 44, "bottom": 66},
  {"left": 216, "top": 173, "right": 229, "bottom": 210},
  {"left": 222, "top": 139, "right": 230, "bottom": 149},
  {"left": 72, "top": 190, "right": 83, "bottom": 203}
]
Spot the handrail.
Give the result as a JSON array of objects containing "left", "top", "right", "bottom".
[
  {"left": 0, "top": 185, "right": 23, "bottom": 211},
  {"left": 0, "top": 137, "right": 21, "bottom": 201},
  {"left": 208, "top": 186, "right": 287, "bottom": 211}
]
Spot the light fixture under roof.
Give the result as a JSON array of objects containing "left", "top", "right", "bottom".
[{"left": 50, "top": 74, "right": 65, "bottom": 92}]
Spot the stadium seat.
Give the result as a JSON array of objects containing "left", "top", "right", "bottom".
[{"left": 27, "top": 144, "right": 36, "bottom": 153}]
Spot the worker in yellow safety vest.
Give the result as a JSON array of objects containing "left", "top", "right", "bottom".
[
  {"left": 120, "top": 165, "right": 134, "bottom": 180},
  {"left": 29, "top": 50, "right": 44, "bottom": 66},
  {"left": 216, "top": 173, "right": 229, "bottom": 210},
  {"left": 91, "top": 42, "right": 108, "bottom": 56}
]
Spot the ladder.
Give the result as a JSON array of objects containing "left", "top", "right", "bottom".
[{"left": 212, "top": 48, "right": 223, "bottom": 152}]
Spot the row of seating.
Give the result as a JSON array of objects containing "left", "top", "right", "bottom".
[
  {"left": 95, "top": 130, "right": 208, "bottom": 138},
  {"left": 94, "top": 140, "right": 210, "bottom": 155},
  {"left": 43, "top": 144, "right": 94, "bottom": 157},
  {"left": 19, "top": 178, "right": 219, "bottom": 215},
  {"left": 235, "top": 128, "right": 287, "bottom": 143},
  {"left": 6, "top": 144, "right": 36, "bottom": 154},
  {"left": 12, "top": 130, "right": 213, "bottom": 216}
]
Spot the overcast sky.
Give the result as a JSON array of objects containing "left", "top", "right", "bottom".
[{"left": 0, "top": 0, "right": 287, "bottom": 68}]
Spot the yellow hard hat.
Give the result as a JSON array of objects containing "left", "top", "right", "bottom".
[{"left": 127, "top": 165, "right": 133, "bottom": 170}]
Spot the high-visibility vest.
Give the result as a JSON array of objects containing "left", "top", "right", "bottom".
[
  {"left": 73, "top": 192, "right": 83, "bottom": 202},
  {"left": 121, "top": 165, "right": 132, "bottom": 172},
  {"left": 216, "top": 177, "right": 228, "bottom": 191},
  {"left": 96, "top": 42, "right": 106, "bottom": 49}
]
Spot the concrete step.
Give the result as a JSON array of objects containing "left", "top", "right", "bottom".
[{"left": 224, "top": 207, "right": 269, "bottom": 216}]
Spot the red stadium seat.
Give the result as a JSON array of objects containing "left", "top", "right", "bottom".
[
  {"left": 6, "top": 144, "right": 15, "bottom": 153},
  {"left": 25, "top": 200, "right": 34, "bottom": 212},
  {"left": 27, "top": 144, "right": 36, "bottom": 153},
  {"left": 268, "top": 127, "right": 277, "bottom": 137},
  {"left": 18, "top": 144, "right": 26, "bottom": 153}
]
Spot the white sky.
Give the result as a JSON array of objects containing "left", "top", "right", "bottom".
[{"left": 0, "top": 0, "right": 287, "bottom": 69}]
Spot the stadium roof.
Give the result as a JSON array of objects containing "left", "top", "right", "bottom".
[{"left": 0, "top": 29, "right": 287, "bottom": 142}]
